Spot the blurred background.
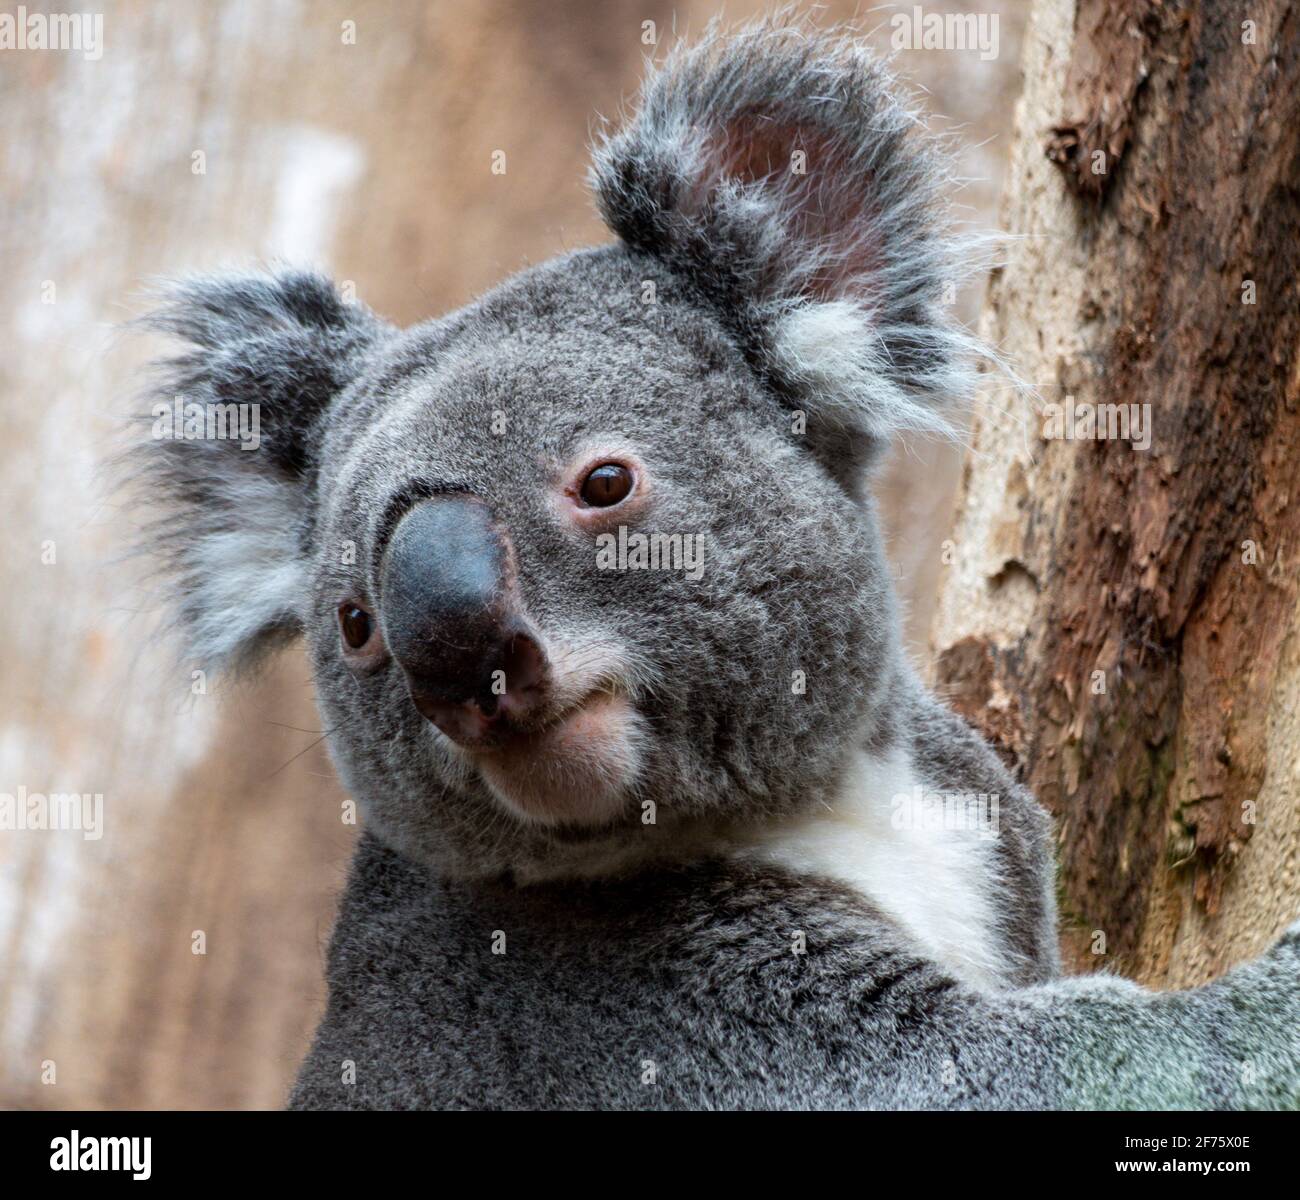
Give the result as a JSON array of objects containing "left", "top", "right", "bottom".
[{"left": 0, "top": 0, "right": 1027, "bottom": 1108}]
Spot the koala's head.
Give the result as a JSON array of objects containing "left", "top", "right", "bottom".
[{"left": 132, "top": 24, "right": 975, "bottom": 879}]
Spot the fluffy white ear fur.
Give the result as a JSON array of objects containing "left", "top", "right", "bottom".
[
  {"left": 185, "top": 472, "right": 309, "bottom": 668},
  {"left": 770, "top": 301, "right": 959, "bottom": 442}
]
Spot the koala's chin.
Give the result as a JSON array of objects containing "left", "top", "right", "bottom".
[{"left": 467, "top": 693, "right": 644, "bottom": 828}]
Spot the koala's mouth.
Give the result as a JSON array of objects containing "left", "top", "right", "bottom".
[{"left": 455, "top": 691, "right": 643, "bottom": 828}]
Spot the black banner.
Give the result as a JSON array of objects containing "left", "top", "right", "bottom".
[{"left": 1, "top": 1109, "right": 1290, "bottom": 1186}]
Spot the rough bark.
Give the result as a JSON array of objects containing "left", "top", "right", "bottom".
[{"left": 932, "top": 0, "right": 1300, "bottom": 984}]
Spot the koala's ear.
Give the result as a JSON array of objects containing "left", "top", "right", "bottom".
[
  {"left": 591, "top": 22, "right": 979, "bottom": 468},
  {"left": 128, "top": 270, "right": 388, "bottom": 674}
]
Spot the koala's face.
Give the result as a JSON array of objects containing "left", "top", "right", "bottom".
[
  {"left": 305, "top": 249, "right": 894, "bottom": 873},
  {"left": 134, "top": 26, "right": 967, "bottom": 877}
]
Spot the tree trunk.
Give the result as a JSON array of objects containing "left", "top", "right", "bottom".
[{"left": 931, "top": 0, "right": 1300, "bottom": 986}]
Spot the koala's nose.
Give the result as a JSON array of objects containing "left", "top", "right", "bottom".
[{"left": 379, "top": 495, "right": 549, "bottom": 741}]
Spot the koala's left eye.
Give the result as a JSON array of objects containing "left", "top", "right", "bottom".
[{"left": 580, "top": 463, "right": 634, "bottom": 507}]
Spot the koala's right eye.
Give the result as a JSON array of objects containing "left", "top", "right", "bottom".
[
  {"left": 337, "top": 601, "right": 385, "bottom": 666},
  {"left": 580, "top": 463, "right": 634, "bottom": 508}
]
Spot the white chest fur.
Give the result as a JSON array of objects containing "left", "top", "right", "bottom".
[{"left": 736, "top": 748, "right": 1008, "bottom": 990}]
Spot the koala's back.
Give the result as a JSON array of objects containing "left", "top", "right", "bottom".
[
  {"left": 291, "top": 825, "right": 1066, "bottom": 1111},
  {"left": 288, "top": 835, "right": 953, "bottom": 1110},
  {"left": 291, "top": 791, "right": 1300, "bottom": 1111}
]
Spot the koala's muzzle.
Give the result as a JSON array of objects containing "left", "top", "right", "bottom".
[{"left": 380, "top": 495, "right": 547, "bottom": 743}]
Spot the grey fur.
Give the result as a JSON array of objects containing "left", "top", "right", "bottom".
[
  {"left": 124, "top": 20, "right": 1300, "bottom": 1110},
  {"left": 291, "top": 835, "right": 1300, "bottom": 1110}
]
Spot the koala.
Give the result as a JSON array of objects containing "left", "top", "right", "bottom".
[{"left": 130, "top": 22, "right": 1300, "bottom": 1109}]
